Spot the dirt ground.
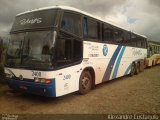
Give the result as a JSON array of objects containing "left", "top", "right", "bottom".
[{"left": 0, "top": 65, "right": 160, "bottom": 114}]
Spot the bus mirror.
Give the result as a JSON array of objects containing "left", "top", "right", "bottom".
[
  {"left": 52, "top": 31, "right": 57, "bottom": 47},
  {"left": 50, "top": 31, "right": 57, "bottom": 49}
]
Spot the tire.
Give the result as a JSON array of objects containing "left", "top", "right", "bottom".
[
  {"left": 79, "top": 71, "right": 92, "bottom": 95},
  {"left": 135, "top": 62, "right": 140, "bottom": 74},
  {"left": 130, "top": 63, "right": 136, "bottom": 76},
  {"left": 152, "top": 61, "right": 155, "bottom": 66}
]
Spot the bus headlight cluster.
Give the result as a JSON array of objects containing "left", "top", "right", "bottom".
[{"left": 34, "top": 77, "right": 51, "bottom": 84}]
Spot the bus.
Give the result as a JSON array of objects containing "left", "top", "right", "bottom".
[
  {"left": 5, "top": 6, "right": 147, "bottom": 97},
  {"left": 146, "top": 41, "right": 160, "bottom": 67}
]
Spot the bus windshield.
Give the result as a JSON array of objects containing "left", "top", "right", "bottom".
[{"left": 6, "top": 31, "right": 55, "bottom": 70}]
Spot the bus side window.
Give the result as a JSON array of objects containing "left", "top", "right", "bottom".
[
  {"left": 102, "top": 24, "right": 114, "bottom": 43},
  {"left": 55, "top": 37, "right": 82, "bottom": 67},
  {"left": 130, "top": 33, "right": 137, "bottom": 47},
  {"left": 83, "top": 17, "right": 88, "bottom": 38},
  {"left": 73, "top": 40, "right": 82, "bottom": 60},
  {"left": 61, "top": 12, "right": 82, "bottom": 36},
  {"left": 65, "top": 40, "right": 72, "bottom": 60},
  {"left": 123, "top": 31, "right": 131, "bottom": 46},
  {"left": 83, "top": 17, "right": 99, "bottom": 40},
  {"left": 55, "top": 39, "right": 65, "bottom": 60},
  {"left": 114, "top": 28, "right": 123, "bottom": 44},
  {"left": 55, "top": 38, "right": 72, "bottom": 66}
]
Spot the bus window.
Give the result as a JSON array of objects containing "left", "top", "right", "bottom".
[
  {"left": 61, "top": 12, "right": 82, "bottom": 36},
  {"left": 122, "top": 31, "right": 131, "bottom": 46},
  {"left": 55, "top": 39, "right": 66, "bottom": 60},
  {"left": 137, "top": 41, "right": 141, "bottom": 48},
  {"left": 83, "top": 18, "right": 88, "bottom": 38},
  {"left": 156, "top": 46, "right": 158, "bottom": 53},
  {"left": 102, "top": 24, "right": 114, "bottom": 42},
  {"left": 114, "top": 28, "right": 123, "bottom": 43},
  {"left": 130, "top": 33, "right": 137, "bottom": 47},
  {"left": 73, "top": 40, "right": 82, "bottom": 60},
  {"left": 83, "top": 17, "right": 99, "bottom": 40},
  {"left": 141, "top": 41, "right": 144, "bottom": 48},
  {"left": 55, "top": 39, "right": 72, "bottom": 66},
  {"left": 123, "top": 31, "right": 130, "bottom": 41},
  {"left": 55, "top": 37, "right": 82, "bottom": 67},
  {"left": 142, "top": 39, "right": 147, "bottom": 48}
]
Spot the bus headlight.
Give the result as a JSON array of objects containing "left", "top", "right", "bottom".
[
  {"left": 34, "top": 77, "right": 51, "bottom": 84},
  {"left": 40, "top": 78, "right": 45, "bottom": 83},
  {"left": 34, "top": 77, "right": 41, "bottom": 82}
]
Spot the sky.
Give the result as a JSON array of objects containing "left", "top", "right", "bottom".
[{"left": 0, "top": 0, "right": 160, "bottom": 41}]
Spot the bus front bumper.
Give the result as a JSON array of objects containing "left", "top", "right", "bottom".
[{"left": 7, "top": 79, "right": 56, "bottom": 97}]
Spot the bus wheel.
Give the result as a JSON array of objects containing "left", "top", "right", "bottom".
[
  {"left": 79, "top": 71, "right": 92, "bottom": 95},
  {"left": 135, "top": 62, "right": 140, "bottom": 74},
  {"left": 130, "top": 63, "right": 136, "bottom": 76},
  {"left": 152, "top": 61, "right": 155, "bottom": 66}
]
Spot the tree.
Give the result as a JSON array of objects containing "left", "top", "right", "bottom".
[{"left": 0, "top": 36, "right": 5, "bottom": 83}]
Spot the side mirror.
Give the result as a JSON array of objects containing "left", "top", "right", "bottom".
[{"left": 52, "top": 31, "right": 57, "bottom": 47}]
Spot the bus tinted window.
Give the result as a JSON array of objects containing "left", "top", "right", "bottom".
[
  {"left": 114, "top": 28, "right": 123, "bottom": 43},
  {"left": 123, "top": 31, "right": 130, "bottom": 41},
  {"left": 61, "top": 12, "right": 81, "bottom": 36},
  {"left": 83, "top": 17, "right": 99, "bottom": 40},
  {"left": 102, "top": 24, "right": 114, "bottom": 42}
]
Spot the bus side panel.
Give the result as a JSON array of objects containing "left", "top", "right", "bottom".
[
  {"left": 83, "top": 41, "right": 147, "bottom": 84},
  {"left": 83, "top": 41, "right": 119, "bottom": 84},
  {"left": 111, "top": 47, "right": 147, "bottom": 79},
  {"left": 55, "top": 64, "right": 82, "bottom": 97}
]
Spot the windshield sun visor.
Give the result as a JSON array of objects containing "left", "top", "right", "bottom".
[{"left": 11, "top": 9, "right": 58, "bottom": 32}]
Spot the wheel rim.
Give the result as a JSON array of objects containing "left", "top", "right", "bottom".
[{"left": 81, "top": 76, "right": 90, "bottom": 89}]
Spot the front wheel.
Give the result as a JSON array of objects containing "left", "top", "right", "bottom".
[{"left": 79, "top": 71, "right": 92, "bottom": 95}]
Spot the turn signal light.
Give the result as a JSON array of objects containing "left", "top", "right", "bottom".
[
  {"left": 34, "top": 77, "right": 52, "bottom": 84},
  {"left": 45, "top": 79, "right": 51, "bottom": 84}
]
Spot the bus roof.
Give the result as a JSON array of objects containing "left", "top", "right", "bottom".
[
  {"left": 148, "top": 41, "right": 160, "bottom": 46},
  {"left": 16, "top": 5, "right": 147, "bottom": 38}
]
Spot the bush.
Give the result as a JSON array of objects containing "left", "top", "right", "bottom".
[{"left": 0, "top": 65, "right": 6, "bottom": 84}]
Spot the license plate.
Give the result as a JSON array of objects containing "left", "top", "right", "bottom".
[{"left": 20, "top": 86, "right": 28, "bottom": 90}]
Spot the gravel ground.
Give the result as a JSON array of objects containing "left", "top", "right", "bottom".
[{"left": 0, "top": 65, "right": 160, "bottom": 114}]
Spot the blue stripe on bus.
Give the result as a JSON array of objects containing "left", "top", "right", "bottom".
[
  {"left": 102, "top": 45, "right": 122, "bottom": 82},
  {"left": 124, "top": 64, "right": 131, "bottom": 75},
  {"left": 112, "top": 46, "right": 126, "bottom": 79}
]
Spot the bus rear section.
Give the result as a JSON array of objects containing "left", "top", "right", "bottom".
[{"left": 146, "top": 41, "right": 160, "bottom": 67}]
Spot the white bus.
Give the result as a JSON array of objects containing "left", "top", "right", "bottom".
[{"left": 5, "top": 6, "right": 147, "bottom": 97}]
